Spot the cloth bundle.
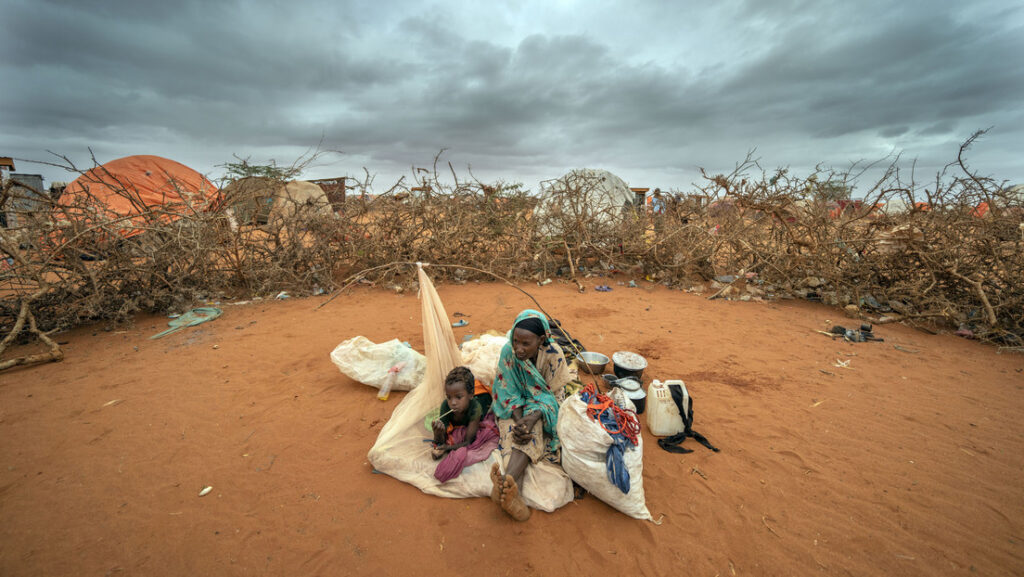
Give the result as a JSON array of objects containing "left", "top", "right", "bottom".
[{"left": 433, "top": 414, "right": 500, "bottom": 482}]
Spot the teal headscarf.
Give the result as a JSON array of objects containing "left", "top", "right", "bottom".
[{"left": 492, "top": 309, "right": 561, "bottom": 453}]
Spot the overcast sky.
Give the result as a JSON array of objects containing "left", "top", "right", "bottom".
[{"left": 3, "top": 0, "right": 1023, "bottom": 195}]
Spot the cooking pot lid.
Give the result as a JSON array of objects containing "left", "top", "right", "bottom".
[{"left": 617, "top": 377, "right": 642, "bottom": 392}]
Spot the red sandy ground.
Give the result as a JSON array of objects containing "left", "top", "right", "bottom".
[{"left": 1, "top": 280, "right": 1022, "bottom": 576}]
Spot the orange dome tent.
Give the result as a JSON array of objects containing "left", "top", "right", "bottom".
[{"left": 58, "top": 155, "right": 219, "bottom": 237}]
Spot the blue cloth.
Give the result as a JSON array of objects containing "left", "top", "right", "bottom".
[{"left": 579, "top": 388, "right": 635, "bottom": 494}]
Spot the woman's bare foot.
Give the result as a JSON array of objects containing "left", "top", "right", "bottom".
[
  {"left": 489, "top": 463, "right": 503, "bottom": 504},
  {"left": 499, "top": 475, "right": 532, "bottom": 521}
]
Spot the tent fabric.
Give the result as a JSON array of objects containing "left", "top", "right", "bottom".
[
  {"left": 221, "top": 177, "right": 332, "bottom": 226},
  {"left": 366, "top": 265, "right": 573, "bottom": 511},
  {"left": 268, "top": 180, "right": 333, "bottom": 226},
  {"left": 535, "top": 168, "right": 637, "bottom": 233},
  {"left": 59, "top": 155, "right": 219, "bottom": 236},
  {"left": 220, "top": 176, "right": 278, "bottom": 225}
]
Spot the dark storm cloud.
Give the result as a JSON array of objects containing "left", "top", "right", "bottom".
[{"left": 2, "top": 0, "right": 1022, "bottom": 190}]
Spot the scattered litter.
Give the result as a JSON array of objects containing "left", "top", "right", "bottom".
[
  {"left": 227, "top": 300, "right": 251, "bottom": 306},
  {"left": 198, "top": 486, "right": 213, "bottom": 497},
  {"left": 452, "top": 319, "right": 469, "bottom": 328},
  {"left": 453, "top": 312, "right": 469, "bottom": 317},
  {"left": 167, "top": 313, "right": 181, "bottom": 319},
  {"left": 893, "top": 345, "right": 920, "bottom": 354},
  {"left": 833, "top": 359, "right": 851, "bottom": 369},
  {"left": 595, "top": 285, "right": 613, "bottom": 292},
  {"left": 102, "top": 399, "right": 124, "bottom": 408},
  {"left": 827, "top": 324, "right": 883, "bottom": 343},
  {"left": 538, "top": 278, "right": 552, "bottom": 286},
  {"left": 149, "top": 308, "right": 222, "bottom": 340},
  {"left": 312, "top": 287, "right": 326, "bottom": 296},
  {"left": 628, "top": 280, "right": 637, "bottom": 288},
  {"left": 818, "top": 369, "right": 834, "bottom": 376},
  {"left": 811, "top": 399, "right": 826, "bottom": 407},
  {"left": 690, "top": 466, "right": 707, "bottom": 480},
  {"left": 275, "top": 291, "right": 290, "bottom": 300}
]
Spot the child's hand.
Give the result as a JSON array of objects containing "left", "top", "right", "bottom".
[{"left": 431, "top": 419, "right": 445, "bottom": 434}]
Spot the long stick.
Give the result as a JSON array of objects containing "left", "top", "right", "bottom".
[{"left": 316, "top": 260, "right": 590, "bottom": 365}]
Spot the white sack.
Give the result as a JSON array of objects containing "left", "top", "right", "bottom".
[
  {"left": 330, "top": 336, "right": 426, "bottom": 392},
  {"left": 459, "top": 333, "right": 508, "bottom": 386},
  {"left": 558, "top": 389, "right": 652, "bottom": 520}
]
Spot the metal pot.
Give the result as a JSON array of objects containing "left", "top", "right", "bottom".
[
  {"left": 612, "top": 351, "right": 648, "bottom": 381},
  {"left": 616, "top": 377, "right": 647, "bottom": 413}
]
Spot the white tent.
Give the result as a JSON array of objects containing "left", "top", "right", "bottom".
[
  {"left": 535, "top": 168, "right": 638, "bottom": 234},
  {"left": 881, "top": 195, "right": 912, "bottom": 215}
]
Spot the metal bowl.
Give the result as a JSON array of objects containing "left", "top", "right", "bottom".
[{"left": 575, "top": 351, "right": 609, "bottom": 375}]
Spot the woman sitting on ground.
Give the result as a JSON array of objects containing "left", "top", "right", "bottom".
[{"left": 489, "top": 309, "right": 574, "bottom": 521}]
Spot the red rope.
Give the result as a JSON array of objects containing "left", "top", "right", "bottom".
[{"left": 581, "top": 383, "right": 640, "bottom": 445}]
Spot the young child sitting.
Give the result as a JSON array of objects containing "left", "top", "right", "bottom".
[
  {"left": 431, "top": 366, "right": 499, "bottom": 482},
  {"left": 431, "top": 366, "right": 486, "bottom": 459}
]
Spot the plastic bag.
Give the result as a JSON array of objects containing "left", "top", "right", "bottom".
[
  {"left": 558, "top": 388, "right": 653, "bottom": 520},
  {"left": 330, "top": 336, "right": 426, "bottom": 395}
]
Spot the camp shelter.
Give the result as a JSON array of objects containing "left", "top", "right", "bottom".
[
  {"left": 535, "top": 168, "right": 638, "bottom": 235},
  {"left": 3, "top": 173, "right": 46, "bottom": 229},
  {"left": 221, "top": 177, "right": 333, "bottom": 226},
  {"left": 58, "top": 155, "right": 219, "bottom": 237}
]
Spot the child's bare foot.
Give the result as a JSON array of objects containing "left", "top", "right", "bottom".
[
  {"left": 431, "top": 447, "right": 446, "bottom": 460},
  {"left": 489, "top": 463, "right": 503, "bottom": 504},
  {"left": 499, "top": 475, "right": 531, "bottom": 521}
]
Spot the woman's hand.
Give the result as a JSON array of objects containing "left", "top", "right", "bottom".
[{"left": 512, "top": 412, "right": 541, "bottom": 445}]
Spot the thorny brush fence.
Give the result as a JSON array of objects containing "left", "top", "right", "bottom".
[{"left": 1, "top": 137, "right": 1022, "bottom": 369}]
